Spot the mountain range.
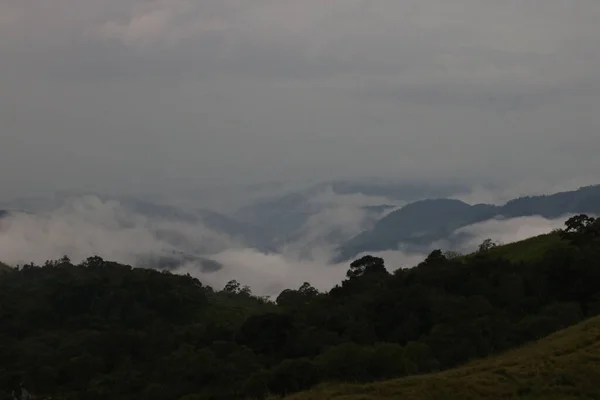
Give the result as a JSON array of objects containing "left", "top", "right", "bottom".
[
  {"left": 2, "top": 182, "right": 600, "bottom": 271},
  {"left": 335, "top": 184, "right": 600, "bottom": 261}
]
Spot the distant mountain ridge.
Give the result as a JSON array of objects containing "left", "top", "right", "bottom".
[{"left": 335, "top": 184, "right": 600, "bottom": 261}]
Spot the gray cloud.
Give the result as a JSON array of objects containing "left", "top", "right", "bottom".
[
  {"left": 1, "top": 0, "right": 600, "bottom": 198},
  {"left": 453, "top": 176, "right": 600, "bottom": 205}
]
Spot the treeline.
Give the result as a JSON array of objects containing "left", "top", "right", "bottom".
[{"left": 1, "top": 215, "right": 600, "bottom": 399}]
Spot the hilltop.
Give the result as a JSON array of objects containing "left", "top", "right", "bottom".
[
  {"left": 336, "top": 184, "right": 600, "bottom": 261},
  {"left": 284, "top": 314, "right": 600, "bottom": 400}
]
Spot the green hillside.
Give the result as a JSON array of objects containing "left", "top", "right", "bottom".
[
  {"left": 1, "top": 214, "right": 599, "bottom": 399},
  {"left": 284, "top": 315, "right": 600, "bottom": 400},
  {"left": 467, "top": 232, "right": 569, "bottom": 263}
]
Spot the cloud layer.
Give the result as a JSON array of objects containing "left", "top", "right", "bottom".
[
  {"left": 0, "top": 192, "right": 577, "bottom": 296},
  {"left": 0, "top": 193, "right": 414, "bottom": 295},
  {"left": 1, "top": 1, "right": 599, "bottom": 198},
  {"left": 0, "top": 195, "right": 236, "bottom": 266}
]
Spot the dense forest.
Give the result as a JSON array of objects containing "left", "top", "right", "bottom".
[
  {"left": 286, "top": 313, "right": 600, "bottom": 400},
  {"left": 1, "top": 215, "right": 600, "bottom": 399}
]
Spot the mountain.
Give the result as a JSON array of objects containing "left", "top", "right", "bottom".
[
  {"left": 336, "top": 184, "right": 600, "bottom": 261},
  {"left": 283, "top": 314, "right": 600, "bottom": 400},
  {"left": 1, "top": 216, "right": 599, "bottom": 399},
  {"left": 320, "top": 180, "right": 468, "bottom": 202},
  {"left": 113, "top": 197, "right": 273, "bottom": 251},
  {"left": 0, "top": 181, "right": 466, "bottom": 265},
  {"left": 234, "top": 191, "right": 394, "bottom": 252},
  {"left": 234, "top": 180, "right": 467, "bottom": 248}
]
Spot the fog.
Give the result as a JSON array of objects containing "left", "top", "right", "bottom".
[
  {"left": 0, "top": 185, "right": 580, "bottom": 296},
  {"left": 0, "top": 195, "right": 236, "bottom": 267},
  {"left": 454, "top": 215, "right": 570, "bottom": 251},
  {"left": 453, "top": 176, "right": 600, "bottom": 205}
]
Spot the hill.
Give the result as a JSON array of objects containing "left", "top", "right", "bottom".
[
  {"left": 336, "top": 184, "right": 600, "bottom": 261},
  {"left": 283, "top": 314, "right": 600, "bottom": 400},
  {"left": 1, "top": 215, "right": 599, "bottom": 399},
  {"left": 481, "top": 232, "right": 568, "bottom": 263},
  {"left": 0, "top": 261, "right": 13, "bottom": 274}
]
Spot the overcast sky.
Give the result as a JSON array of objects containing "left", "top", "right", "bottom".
[{"left": 2, "top": 0, "right": 600, "bottom": 198}]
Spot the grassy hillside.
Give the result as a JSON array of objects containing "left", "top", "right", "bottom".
[
  {"left": 471, "top": 232, "right": 569, "bottom": 263},
  {"left": 284, "top": 315, "right": 600, "bottom": 400}
]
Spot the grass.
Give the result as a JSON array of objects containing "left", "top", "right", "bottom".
[
  {"left": 282, "top": 315, "right": 600, "bottom": 400},
  {"left": 484, "top": 232, "right": 570, "bottom": 263},
  {"left": 458, "top": 232, "right": 570, "bottom": 264}
]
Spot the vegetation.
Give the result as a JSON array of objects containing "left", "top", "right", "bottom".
[
  {"left": 283, "top": 314, "right": 600, "bottom": 400},
  {"left": 481, "top": 233, "right": 566, "bottom": 263},
  {"left": 1, "top": 214, "right": 600, "bottom": 399}
]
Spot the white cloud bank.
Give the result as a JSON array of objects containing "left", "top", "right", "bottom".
[
  {"left": 0, "top": 193, "right": 583, "bottom": 296},
  {"left": 0, "top": 195, "right": 235, "bottom": 267}
]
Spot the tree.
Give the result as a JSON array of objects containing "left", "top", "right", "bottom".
[
  {"left": 564, "top": 214, "right": 596, "bottom": 233},
  {"left": 478, "top": 238, "right": 498, "bottom": 253},
  {"left": 298, "top": 282, "right": 319, "bottom": 298},
  {"left": 240, "top": 285, "right": 252, "bottom": 296},
  {"left": 562, "top": 214, "right": 600, "bottom": 245},
  {"left": 237, "top": 313, "right": 295, "bottom": 357},
  {"left": 421, "top": 250, "right": 447, "bottom": 266},
  {"left": 224, "top": 280, "right": 241, "bottom": 293},
  {"left": 277, "top": 282, "right": 319, "bottom": 309},
  {"left": 82, "top": 256, "right": 105, "bottom": 268},
  {"left": 346, "top": 256, "right": 387, "bottom": 279}
]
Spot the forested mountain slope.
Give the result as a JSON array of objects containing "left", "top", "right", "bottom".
[
  {"left": 283, "top": 314, "right": 600, "bottom": 400},
  {"left": 0, "top": 214, "right": 599, "bottom": 399},
  {"left": 336, "top": 184, "right": 600, "bottom": 261}
]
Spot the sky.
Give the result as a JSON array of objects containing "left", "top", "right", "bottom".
[{"left": 1, "top": 0, "right": 600, "bottom": 198}]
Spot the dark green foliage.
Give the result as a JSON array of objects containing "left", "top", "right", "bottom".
[
  {"left": 1, "top": 216, "right": 600, "bottom": 399},
  {"left": 346, "top": 255, "right": 387, "bottom": 279},
  {"left": 285, "top": 315, "right": 600, "bottom": 400}
]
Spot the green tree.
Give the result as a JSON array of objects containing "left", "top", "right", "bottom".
[
  {"left": 478, "top": 238, "right": 498, "bottom": 252},
  {"left": 346, "top": 255, "right": 387, "bottom": 279}
]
